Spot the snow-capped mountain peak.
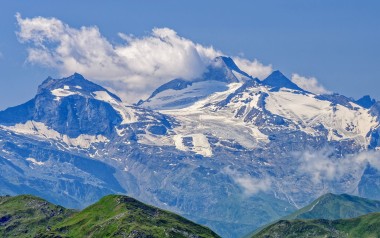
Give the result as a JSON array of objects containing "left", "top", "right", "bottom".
[
  {"left": 212, "top": 56, "right": 252, "bottom": 81},
  {"left": 0, "top": 74, "right": 141, "bottom": 142},
  {"left": 262, "top": 70, "right": 304, "bottom": 91},
  {"left": 139, "top": 56, "right": 256, "bottom": 110},
  {"left": 38, "top": 73, "right": 122, "bottom": 103}
]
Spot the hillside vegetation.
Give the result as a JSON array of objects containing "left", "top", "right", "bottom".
[{"left": 0, "top": 194, "right": 220, "bottom": 238}]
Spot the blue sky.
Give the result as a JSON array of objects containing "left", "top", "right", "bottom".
[{"left": 1, "top": 0, "right": 379, "bottom": 109}]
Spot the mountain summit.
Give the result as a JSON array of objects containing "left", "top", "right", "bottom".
[
  {"left": 37, "top": 73, "right": 122, "bottom": 102},
  {"left": 139, "top": 56, "right": 254, "bottom": 110},
  {"left": 0, "top": 73, "right": 128, "bottom": 138},
  {"left": 356, "top": 95, "right": 376, "bottom": 109},
  {"left": 262, "top": 70, "right": 304, "bottom": 91}
]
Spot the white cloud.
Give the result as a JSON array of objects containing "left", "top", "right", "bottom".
[
  {"left": 16, "top": 13, "right": 272, "bottom": 103},
  {"left": 297, "top": 149, "right": 342, "bottom": 183},
  {"left": 291, "top": 73, "right": 331, "bottom": 95},
  {"left": 224, "top": 167, "right": 272, "bottom": 195},
  {"left": 233, "top": 57, "right": 272, "bottom": 79},
  {"left": 296, "top": 148, "right": 380, "bottom": 184}
]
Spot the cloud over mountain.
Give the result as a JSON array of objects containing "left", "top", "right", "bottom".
[
  {"left": 224, "top": 167, "right": 272, "bottom": 195},
  {"left": 16, "top": 13, "right": 273, "bottom": 103},
  {"left": 291, "top": 73, "right": 331, "bottom": 95},
  {"left": 296, "top": 149, "right": 380, "bottom": 184}
]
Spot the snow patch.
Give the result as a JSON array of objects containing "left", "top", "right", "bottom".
[
  {"left": 232, "top": 70, "right": 250, "bottom": 82},
  {"left": 26, "top": 157, "right": 45, "bottom": 166},
  {"left": 172, "top": 134, "right": 213, "bottom": 157},
  {"left": 93, "top": 91, "right": 137, "bottom": 124},
  {"left": 159, "top": 83, "right": 269, "bottom": 151},
  {"left": 191, "top": 134, "right": 212, "bottom": 157},
  {"left": 265, "top": 90, "right": 377, "bottom": 145},
  {"left": 173, "top": 134, "right": 188, "bottom": 151},
  {"left": 51, "top": 86, "right": 80, "bottom": 101},
  {"left": 138, "top": 133, "right": 172, "bottom": 147},
  {"left": 2, "top": 121, "right": 109, "bottom": 148},
  {"left": 308, "top": 200, "right": 319, "bottom": 212},
  {"left": 142, "top": 80, "right": 229, "bottom": 110}
]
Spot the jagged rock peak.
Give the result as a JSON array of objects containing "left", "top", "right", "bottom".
[
  {"left": 263, "top": 70, "right": 303, "bottom": 91},
  {"left": 356, "top": 95, "right": 376, "bottom": 109}
]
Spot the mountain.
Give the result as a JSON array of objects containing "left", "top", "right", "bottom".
[
  {"left": 0, "top": 73, "right": 173, "bottom": 207},
  {"left": 139, "top": 56, "right": 254, "bottom": 110},
  {"left": 284, "top": 193, "right": 380, "bottom": 220},
  {"left": 262, "top": 70, "right": 304, "bottom": 91},
  {"left": 252, "top": 212, "right": 380, "bottom": 238},
  {"left": 2, "top": 57, "right": 380, "bottom": 238},
  {"left": 355, "top": 95, "right": 376, "bottom": 109},
  {"left": 0, "top": 194, "right": 219, "bottom": 238},
  {"left": 246, "top": 193, "right": 380, "bottom": 237},
  {"left": 0, "top": 195, "right": 75, "bottom": 237}
]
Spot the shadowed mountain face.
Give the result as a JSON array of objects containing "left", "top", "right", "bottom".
[
  {"left": 262, "top": 70, "right": 304, "bottom": 92},
  {"left": 0, "top": 73, "right": 123, "bottom": 137},
  {"left": 0, "top": 194, "right": 220, "bottom": 238},
  {"left": 1, "top": 57, "right": 380, "bottom": 238}
]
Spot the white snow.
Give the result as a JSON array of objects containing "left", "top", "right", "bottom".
[
  {"left": 232, "top": 70, "right": 250, "bottom": 82},
  {"left": 173, "top": 134, "right": 188, "bottom": 152},
  {"left": 138, "top": 133, "right": 172, "bottom": 147},
  {"left": 2, "top": 121, "right": 109, "bottom": 149},
  {"left": 51, "top": 86, "right": 80, "bottom": 100},
  {"left": 265, "top": 90, "right": 377, "bottom": 145},
  {"left": 142, "top": 80, "right": 229, "bottom": 110},
  {"left": 191, "top": 134, "right": 212, "bottom": 157},
  {"left": 308, "top": 200, "right": 319, "bottom": 212},
  {"left": 151, "top": 83, "right": 269, "bottom": 153},
  {"left": 50, "top": 87, "right": 138, "bottom": 125},
  {"left": 26, "top": 157, "right": 45, "bottom": 166},
  {"left": 93, "top": 91, "right": 119, "bottom": 104},
  {"left": 93, "top": 91, "right": 137, "bottom": 124},
  {"left": 115, "top": 127, "right": 125, "bottom": 136},
  {"left": 172, "top": 134, "right": 212, "bottom": 157}
]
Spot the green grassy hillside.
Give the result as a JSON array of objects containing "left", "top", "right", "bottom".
[
  {"left": 246, "top": 193, "right": 380, "bottom": 238},
  {"left": 253, "top": 212, "right": 380, "bottom": 238},
  {"left": 285, "top": 193, "right": 380, "bottom": 220},
  {"left": 0, "top": 195, "right": 75, "bottom": 237},
  {"left": 0, "top": 194, "right": 220, "bottom": 238},
  {"left": 45, "top": 194, "right": 220, "bottom": 238}
]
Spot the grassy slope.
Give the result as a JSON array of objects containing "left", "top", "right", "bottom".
[
  {"left": 46, "top": 194, "right": 220, "bottom": 238},
  {"left": 0, "top": 194, "right": 220, "bottom": 238},
  {"left": 246, "top": 193, "right": 380, "bottom": 238},
  {"left": 0, "top": 195, "right": 75, "bottom": 237},
  {"left": 285, "top": 193, "right": 380, "bottom": 220},
  {"left": 253, "top": 212, "right": 380, "bottom": 238}
]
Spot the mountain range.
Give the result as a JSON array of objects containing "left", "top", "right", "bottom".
[
  {"left": 0, "top": 194, "right": 219, "bottom": 238},
  {"left": 1, "top": 56, "right": 380, "bottom": 237}
]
